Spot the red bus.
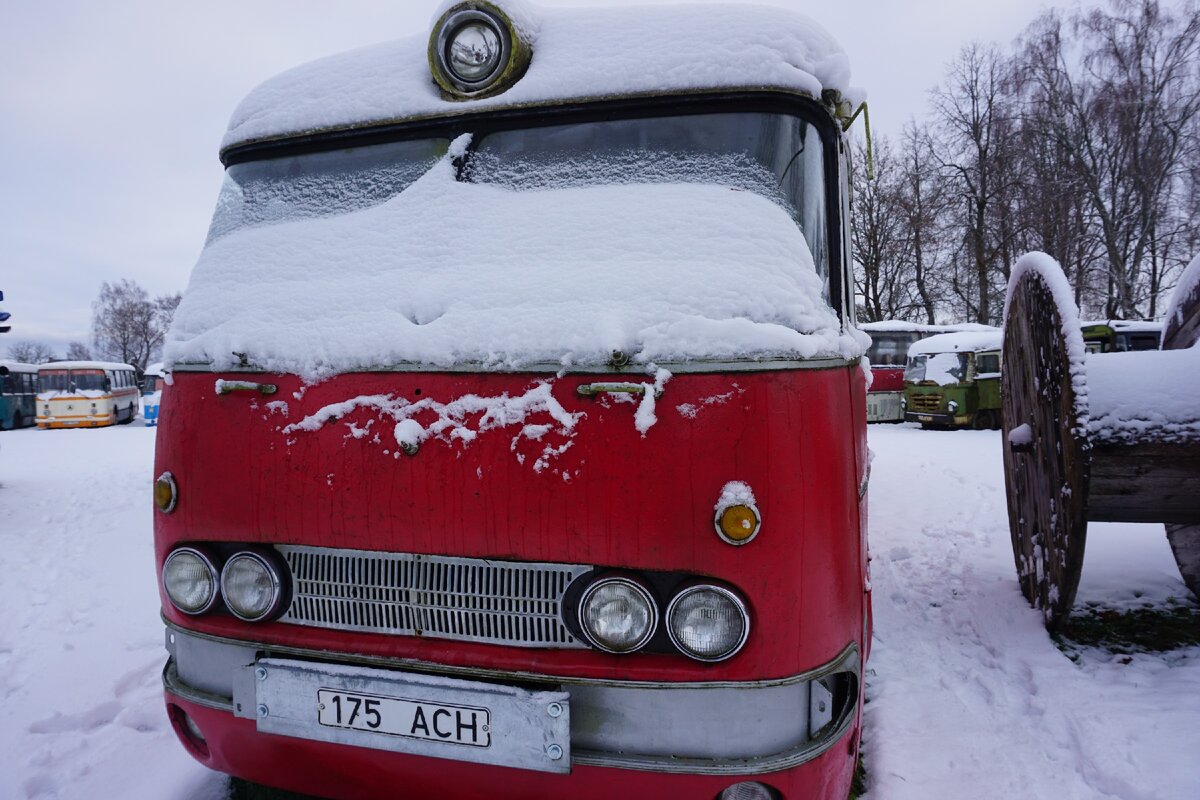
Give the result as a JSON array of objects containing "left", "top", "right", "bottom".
[{"left": 154, "top": 4, "right": 872, "bottom": 798}]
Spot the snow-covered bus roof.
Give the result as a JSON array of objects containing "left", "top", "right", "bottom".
[
  {"left": 908, "top": 331, "right": 1003, "bottom": 357},
  {"left": 39, "top": 361, "right": 136, "bottom": 371},
  {"left": 0, "top": 361, "right": 40, "bottom": 373},
  {"left": 222, "top": 1, "right": 856, "bottom": 151}
]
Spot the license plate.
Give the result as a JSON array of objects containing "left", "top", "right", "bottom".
[
  {"left": 918, "top": 415, "right": 933, "bottom": 422},
  {"left": 251, "top": 658, "right": 571, "bottom": 773},
  {"left": 318, "top": 689, "right": 490, "bottom": 747}
]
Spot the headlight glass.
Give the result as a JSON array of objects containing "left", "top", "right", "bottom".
[
  {"left": 162, "top": 548, "right": 218, "bottom": 615},
  {"left": 447, "top": 21, "right": 503, "bottom": 83},
  {"left": 220, "top": 552, "right": 285, "bottom": 621},
  {"left": 667, "top": 585, "right": 750, "bottom": 662},
  {"left": 578, "top": 577, "right": 657, "bottom": 653}
]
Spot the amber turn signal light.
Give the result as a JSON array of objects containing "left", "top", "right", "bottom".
[
  {"left": 717, "top": 504, "right": 759, "bottom": 543},
  {"left": 154, "top": 471, "right": 178, "bottom": 514}
]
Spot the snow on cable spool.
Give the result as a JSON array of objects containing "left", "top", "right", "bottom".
[
  {"left": 1086, "top": 250, "right": 1200, "bottom": 444},
  {"left": 1004, "top": 252, "right": 1091, "bottom": 431}
]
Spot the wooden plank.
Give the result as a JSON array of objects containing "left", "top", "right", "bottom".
[{"left": 1088, "top": 443, "right": 1200, "bottom": 523}]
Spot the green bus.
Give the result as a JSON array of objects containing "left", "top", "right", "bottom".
[
  {"left": 0, "top": 361, "right": 39, "bottom": 430},
  {"left": 903, "top": 331, "right": 1003, "bottom": 430},
  {"left": 1080, "top": 320, "right": 1161, "bottom": 353}
]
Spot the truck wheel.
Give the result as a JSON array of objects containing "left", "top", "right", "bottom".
[{"left": 972, "top": 411, "right": 993, "bottom": 430}]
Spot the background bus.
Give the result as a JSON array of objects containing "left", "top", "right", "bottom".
[
  {"left": 904, "top": 330, "right": 1003, "bottom": 429},
  {"left": 1081, "top": 319, "right": 1162, "bottom": 353},
  {"left": 36, "top": 361, "right": 139, "bottom": 429},
  {"left": 861, "top": 321, "right": 998, "bottom": 422},
  {"left": 0, "top": 361, "right": 39, "bottom": 430},
  {"left": 142, "top": 362, "right": 165, "bottom": 426}
]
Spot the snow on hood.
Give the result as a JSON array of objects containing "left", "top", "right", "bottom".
[
  {"left": 165, "top": 149, "right": 864, "bottom": 380},
  {"left": 222, "top": 2, "right": 855, "bottom": 150}
]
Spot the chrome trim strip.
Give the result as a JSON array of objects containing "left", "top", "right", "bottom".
[
  {"left": 168, "top": 356, "right": 858, "bottom": 376},
  {"left": 162, "top": 618, "right": 857, "bottom": 691},
  {"left": 163, "top": 660, "right": 234, "bottom": 712},
  {"left": 278, "top": 546, "right": 590, "bottom": 649},
  {"left": 572, "top": 706, "right": 854, "bottom": 775}
]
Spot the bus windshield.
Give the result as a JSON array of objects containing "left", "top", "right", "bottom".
[
  {"left": 39, "top": 369, "right": 107, "bottom": 393},
  {"left": 209, "top": 111, "right": 830, "bottom": 285},
  {"left": 466, "top": 112, "right": 828, "bottom": 281},
  {"left": 905, "top": 353, "right": 968, "bottom": 386},
  {"left": 866, "top": 332, "right": 924, "bottom": 367}
]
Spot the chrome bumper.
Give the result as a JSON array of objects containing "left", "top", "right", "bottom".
[{"left": 163, "top": 623, "right": 859, "bottom": 775}]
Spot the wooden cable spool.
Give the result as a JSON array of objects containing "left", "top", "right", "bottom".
[
  {"left": 1001, "top": 264, "right": 1090, "bottom": 631},
  {"left": 1002, "top": 255, "right": 1200, "bottom": 632}
]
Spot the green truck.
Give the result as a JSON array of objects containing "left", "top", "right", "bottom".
[{"left": 903, "top": 331, "right": 1003, "bottom": 430}]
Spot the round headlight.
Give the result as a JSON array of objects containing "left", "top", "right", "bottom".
[
  {"left": 220, "top": 551, "right": 286, "bottom": 622},
  {"left": 667, "top": 585, "right": 750, "bottom": 662},
  {"left": 447, "top": 20, "right": 503, "bottom": 83},
  {"left": 578, "top": 577, "right": 658, "bottom": 654},
  {"left": 429, "top": 3, "right": 530, "bottom": 99},
  {"left": 163, "top": 547, "right": 219, "bottom": 615}
]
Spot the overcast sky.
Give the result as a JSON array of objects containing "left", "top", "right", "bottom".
[{"left": 1, "top": 0, "right": 1075, "bottom": 355}]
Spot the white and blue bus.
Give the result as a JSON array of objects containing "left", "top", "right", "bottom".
[
  {"left": 36, "top": 361, "right": 139, "bottom": 428},
  {"left": 0, "top": 361, "right": 39, "bottom": 430}
]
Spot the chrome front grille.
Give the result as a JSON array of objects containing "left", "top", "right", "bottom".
[
  {"left": 278, "top": 546, "right": 590, "bottom": 649},
  {"left": 910, "top": 393, "right": 943, "bottom": 412}
]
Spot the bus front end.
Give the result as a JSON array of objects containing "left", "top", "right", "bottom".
[{"left": 156, "top": 4, "right": 872, "bottom": 798}]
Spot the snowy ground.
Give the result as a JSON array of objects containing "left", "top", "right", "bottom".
[{"left": 1, "top": 422, "right": 1196, "bottom": 799}]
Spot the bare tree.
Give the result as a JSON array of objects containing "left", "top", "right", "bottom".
[
  {"left": 897, "top": 122, "right": 946, "bottom": 324},
  {"left": 6, "top": 341, "right": 56, "bottom": 364},
  {"left": 851, "top": 137, "right": 920, "bottom": 321},
  {"left": 1017, "top": 0, "right": 1200, "bottom": 317},
  {"left": 91, "top": 280, "right": 180, "bottom": 374},
  {"left": 65, "top": 341, "right": 92, "bottom": 361},
  {"left": 930, "top": 43, "right": 1019, "bottom": 325}
]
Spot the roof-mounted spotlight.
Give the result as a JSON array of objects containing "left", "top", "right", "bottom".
[{"left": 429, "top": 2, "right": 532, "bottom": 99}]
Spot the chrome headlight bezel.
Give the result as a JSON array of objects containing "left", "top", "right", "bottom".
[
  {"left": 428, "top": 2, "right": 532, "bottom": 100},
  {"left": 666, "top": 583, "right": 751, "bottom": 662},
  {"left": 162, "top": 546, "right": 220, "bottom": 615},
  {"left": 576, "top": 575, "right": 659, "bottom": 654},
  {"left": 219, "top": 550, "right": 287, "bottom": 622}
]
